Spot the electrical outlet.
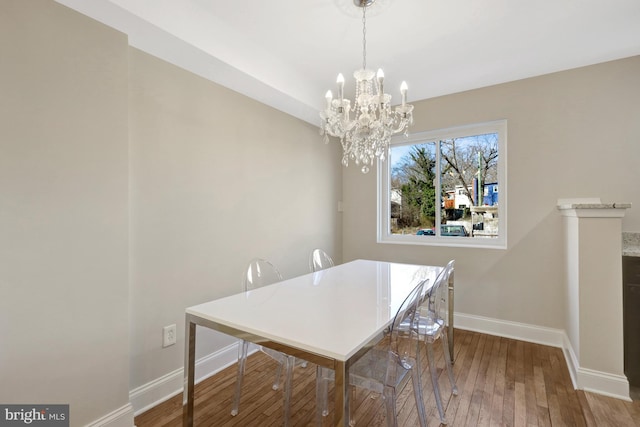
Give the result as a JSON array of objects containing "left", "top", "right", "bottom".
[{"left": 163, "top": 324, "right": 176, "bottom": 348}]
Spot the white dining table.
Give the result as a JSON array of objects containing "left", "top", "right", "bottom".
[{"left": 182, "top": 259, "right": 453, "bottom": 426}]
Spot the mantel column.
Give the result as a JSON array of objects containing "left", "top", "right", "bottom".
[{"left": 557, "top": 199, "right": 631, "bottom": 400}]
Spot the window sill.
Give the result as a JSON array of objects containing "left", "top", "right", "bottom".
[{"left": 378, "top": 234, "right": 507, "bottom": 250}]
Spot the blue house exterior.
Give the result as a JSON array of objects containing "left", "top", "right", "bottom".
[{"left": 483, "top": 182, "right": 499, "bottom": 206}]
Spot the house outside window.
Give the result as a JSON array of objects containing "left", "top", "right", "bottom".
[{"left": 378, "top": 120, "right": 507, "bottom": 249}]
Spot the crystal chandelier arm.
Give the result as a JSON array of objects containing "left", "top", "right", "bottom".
[{"left": 388, "top": 107, "right": 414, "bottom": 134}]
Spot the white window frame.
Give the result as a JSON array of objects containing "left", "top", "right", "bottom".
[{"left": 377, "top": 120, "right": 507, "bottom": 249}]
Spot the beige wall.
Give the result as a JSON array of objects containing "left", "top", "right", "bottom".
[
  {"left": 0, "top": 0, "right": 131, "bottom": 425},
  {"left": 1, "top": 0, "right": 342, "bottom": 423},
  {"left": 128, "top": 48, "right": 343, "bottom": 391},
  {"left": 343, "top": 56, "right": 640, "bottom": 329}
]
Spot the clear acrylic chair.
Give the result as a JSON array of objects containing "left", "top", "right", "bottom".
[
  {"left": 316, "top": 279, "right": 429, "bottom": 427},
  {"left": 231, "top": 258, "right": 296, "bottom": 424},
  {"left": 309, "top": 248, "right": 335, "bottom": 272},
  {"left": 402, "top": 259, "right": 458, "bottom": 425}
]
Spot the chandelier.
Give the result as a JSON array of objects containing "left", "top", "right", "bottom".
[{"left": 320, "top": 0, "right": 414, "bottom": 174}]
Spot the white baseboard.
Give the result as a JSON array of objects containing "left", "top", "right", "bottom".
[
  {"left": 129, "top": 342, "right": 240, "bottom": 416},
  {"left": 455, "top": 312, "right": 631, "bottom": 401},
  {"left": 85, "top": 403, "right": 134, "bottom": 427},
  {"left": 578, "top": 367, "right": 631, "bottom": 401},
  {"left": 561, "top": 333, "right": 631, "bottom": 401},
  {"left": 454, "top": 312, "right": 565, "bottom": 348},
  {"left": 561, "top": 332, "right": 580, "bottom": 389}
]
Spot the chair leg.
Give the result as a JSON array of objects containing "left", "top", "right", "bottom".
[
  {"left": 272, "top": 358, "right": 283, "bottom": 390},
  {"left": 425, "top": 342, "right": 448, "bottom": 425},
  {"left": 315, "top": 366, "right": 330, "bottom": 426},
  {"left": 382, "top": 386, "right": 399, "bottom": 427},
  {"left": 231, "top": 340, "right": 250, "bottom": 416},
  {"left": 441, "top": 330, "right": 458, "bottom": 395},
  {"left": 315, "top": 366, "right": 323, "bottom": 426},
  {"left": 410, "top": 353, "right": 428, "bottom": 427},
  {"left": 283, "top": 355, "right": 295, "bottom": 427},
  {"left": 349, "top": 385, "right": 356, "bottom": 427}
]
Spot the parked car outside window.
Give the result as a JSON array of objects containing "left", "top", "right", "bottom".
[
  {"left": 417, "top": 225, "right": 469, "bottom": 237},
  {"left": 417, "top": 228, "right": 435, "bottom": 236},
  {"left": 441, "top": 225, "right": 469, "bottom": 237}
]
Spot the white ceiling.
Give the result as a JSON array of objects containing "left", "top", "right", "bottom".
[{"left": 55, "top": 0, "right": 640, "bottom": 126}]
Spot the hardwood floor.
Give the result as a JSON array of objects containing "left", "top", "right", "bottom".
[{"left": 135, "top": 329, "right": 640, "bottom": 426}]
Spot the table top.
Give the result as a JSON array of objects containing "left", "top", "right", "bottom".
[{"left": 186, "top": 259, "right": 443, "bottom": 361}]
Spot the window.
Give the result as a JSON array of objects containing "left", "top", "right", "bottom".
[{"left": 378, "top": 120, "right": 507, "bottom": 249}]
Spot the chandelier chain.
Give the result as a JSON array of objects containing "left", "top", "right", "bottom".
[{"left": 362, "top": 5, "right": 367, "bottom": 69}]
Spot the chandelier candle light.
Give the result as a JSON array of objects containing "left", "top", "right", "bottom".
[{"left": 320, "top": 0, "right": 414, "bottom": 174}]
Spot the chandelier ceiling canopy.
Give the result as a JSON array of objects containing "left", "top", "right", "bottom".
[{"left": 320, "top": 0, "right": 414, "bottom": 174}]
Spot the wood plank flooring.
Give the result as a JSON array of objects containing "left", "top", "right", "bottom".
[{"left": 134, "top": 329, "right": 640, "bottom": 426}]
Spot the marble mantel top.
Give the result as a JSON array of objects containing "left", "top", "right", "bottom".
[
  {"left": 557, "top": 202, "right": 632, "bottom": 210},
  {"left": 556, "top": 198, "right": 631, "bottom": 217}
]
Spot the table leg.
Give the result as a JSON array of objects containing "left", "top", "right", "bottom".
[
  {"left": 183, "top": 320, "right": 196, "bottom": 426},
  {"left": 334, "top": 360, "right": 349, "bottom": 427},
  {"left": 448, "top": 269, "right": 454, "bottom": 364}
]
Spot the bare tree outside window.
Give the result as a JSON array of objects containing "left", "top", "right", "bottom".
[
  {"left": 440, "top": 133, "right": 498, "bottom": 207},
  {"left": 388, "top": 130, "right": 501, "bottom": 239}
]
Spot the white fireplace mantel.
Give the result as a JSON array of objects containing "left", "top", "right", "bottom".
[{"left": 557, "top": 197, "right": 631, "bottom": 400}]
